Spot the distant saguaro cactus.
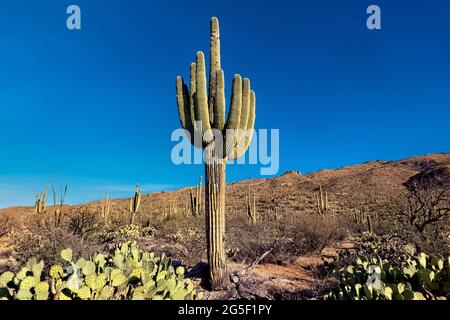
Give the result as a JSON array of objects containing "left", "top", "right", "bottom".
[
  {"left": 34, "top": 188, "right": 48, "bottom": 214},
  {"left": 129, "top": 185, "right": 142, "bottom": 225},
  {"left": 176, "top": 17, "right": 256, "bottom": 289},
  {"left": 354, "top": 208, "right": 367, "bottom": 225},
  {"left": 101, "top": 192, "right": 111, "bottom": 225},
  {"left": 367, "top": 214, "right": 373, "bottom": 233},
  {"left": 246, "top": 185, "right": 257, "bottom": 224},
  {"left": 316, "top": 186, "right": 329, "bottom": 215},
  {"left": 190, "top": 176, "right": 203, "bottom": 217}
]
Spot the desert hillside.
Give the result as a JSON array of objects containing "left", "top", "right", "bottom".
[
  {"left": 1, "top": 153, "right": 450, "bottom": 217},
  {"left": 91, "top": 153, "right": 450, "bottom": 216},
  {"left": 0, "top": 153, "right": 449, "bottom": 300}
]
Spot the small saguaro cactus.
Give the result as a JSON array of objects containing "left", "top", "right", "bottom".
[
  {"left": 176, "top": 17, "right": 256, "bottom": 289},
  {"left": 101, "top": 192, "right": 111, "bottom": 225},
  {"left": 354, "top": 208, "right": 367, "bottom": 225},
  {"left": 189, "top": 176, "right": 203, "bottom": 217},
  {"left": 274, "top": 206, "right": 281, "bottom": 222},
  {"left": 51, "top": 181, "right": 67, "bottom": 227},
  {"left": 129, "top": 185, "right": 142, "bottom": 225},
  {"left": 246, "top": 185, "right": 257, "bottom": 224},
  {"left": 367, "top": 214, "right": 373, "bottom": 233},
  {"left": 34, "top": 188, "right": 48, "bottom": 214},
  {"left": 316, "top": 186, "right": 329, "bottom": 215}
]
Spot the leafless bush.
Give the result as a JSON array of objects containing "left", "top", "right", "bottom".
[
  {"left": 0, "top": 214, "right": 15, "bottom": 237},
  {"left": 68, "top": 206, "right": 102, "bottom": 240},
  {"left": 227, "top": 213, "right": 350, "bottom": 265},
  {"left": 10, "top": 211, "right": 99, "bottom": 270},
  {"left": 376, "top": 171, "right": 450, "bottom": 256},
  {"left": 402, "top": 174, "right": 450, "bottom": 233}
]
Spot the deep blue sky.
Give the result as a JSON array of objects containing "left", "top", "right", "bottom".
[{"left": 0, "top": 0, "right": 449, "bottom": 207}]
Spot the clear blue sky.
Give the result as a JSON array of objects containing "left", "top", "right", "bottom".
[{"left": 0, "top": 0, "right": 449, "bottom": 207}]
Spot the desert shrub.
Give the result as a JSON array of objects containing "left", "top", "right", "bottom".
[
  {"left": 325, "top": 250, "right": 450, "bottom": 300},
  {"left": 117, "top": 224, "right": 141, "bottom": 238},
  {"left": 353, "top": 232, "right": 414, "bottom": 265},
  {"left": 375, "top": 204, "right": 450, "bottom": 257},
  {"left": 227, "top": 214, "right": 350, "bottom": 265},
  {"left": 321, "top": 233, "right": 417, "bottom": 281},
  {"left": 141, "top": 225, "right": 157, "bottom": 237},
  {"left": 68, "top": 207, "right": 102, "bottom": 240},
  {"left": 114, "top": 224, "right": 158, "bottom": 239},
  {"left": 375, "top": 177, "right": 450, "bottom": 257},
  {"left": 162, "top": 227, "right": 205, "bottom": 267},
  {"left": 141, "top": 214, "right": 206, "bottom": 266},
  {"left": 0, "top": 241, "right": 202, "bottom": 300},
  {"left": 0, "top": 214, "right": 15, "bottom": 237},
  {"left": 9, "top": 213, "right": 97, "bottom": 270}
]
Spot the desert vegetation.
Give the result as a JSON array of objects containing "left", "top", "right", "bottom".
[
  {"left": 0, "top": 17, "right": 449, "bottom": 301},
  {"left": 1, "top": 154, "right": 449, "bottom": 300}
]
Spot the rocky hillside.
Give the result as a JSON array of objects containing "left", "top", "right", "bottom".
[{"left": 2, "top": 153, "right": 450, "bottom": 218}]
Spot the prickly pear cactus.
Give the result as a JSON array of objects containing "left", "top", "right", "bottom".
[
  {"left": 325, "top": 250, "right": 450, "bottom": 300},
  {"left": 0, "top": 241, "right": 202, "bottom": 300}
]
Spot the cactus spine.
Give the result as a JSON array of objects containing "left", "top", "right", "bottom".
[
  {"left": 101, "top": 192, "right": 111, "bottom": 225},
  {"left": 246, "top": 185, "right": 257, "bottom": 224},
  {"left": 316, "top": 186, "right": 328, "bottom": 215},
  {"left": 190, "top": 176, "right": 203, "bottom": 217},
  {"left": 176, "top": 17, "right": 256, "bottom": 289},
  {"left": 129, "top": 185, "right": 142, "bottom": 225}
]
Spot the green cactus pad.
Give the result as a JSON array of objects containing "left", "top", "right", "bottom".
[
  {"left": 99, "top": 285, "right": 115, "bottom": 300},
  {"left": 20, "top": 276, "right": 37, "bottom": 290},
  {"left": 16, "top": 288, "right": 33, "bottom": 300},
  {"left": 0, "top": 271, "right": 15, "bottom": 287},
  {"left": 61, "top": 248, "right": 73, "bottom": 263},
  {"left": 35, "top": 281, "right": 49, "bottom": 300},
  {"left": 82, "top": 261, "right": 96, "bottom": 276},
  {"left": 111, "top": 270, "right": 127, "bottom": 287},
  {"left": 77, "top": 286, "right": 91, "bottom": 300}
]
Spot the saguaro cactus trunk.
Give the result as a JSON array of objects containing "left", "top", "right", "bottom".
[
  {"left": 205, "top": 145, "right": 227, "bottom": 287},
  {"left": 175, "top": 17, "right": 256, "bottom": 289}
]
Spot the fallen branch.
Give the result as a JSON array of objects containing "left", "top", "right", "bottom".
[{"left": 238, "top": 235, "right": 286, "bottom": 276}]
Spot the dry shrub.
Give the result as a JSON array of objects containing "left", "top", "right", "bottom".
[
  {"left": 10, "top": 212, "right": 99, "bottom": 270},
  {"left": 0, "top": 213, "right": 16, "bottom": 237},
  {"left": 227, "top": 213, "right": 351, "bottom": 265},
  {"left": 152, "top": 215, "right": 206, "bottom": 267},
  {"left": 68, "top": 206, "right": 102, "bottom": 240}
]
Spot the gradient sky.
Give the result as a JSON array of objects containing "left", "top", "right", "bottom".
[{"left": 0, "top": 0, "right": 449, "bottom": 208}]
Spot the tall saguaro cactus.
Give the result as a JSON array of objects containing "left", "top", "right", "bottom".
[{"left": 176, "top": 17, "right": 256, "bottom": 289}]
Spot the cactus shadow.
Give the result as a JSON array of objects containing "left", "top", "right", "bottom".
[{"left": 186, "top": 261, "right": 211, "bottom": 289}]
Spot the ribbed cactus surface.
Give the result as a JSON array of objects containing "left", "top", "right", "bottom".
[{"left": 176, "top": 17, "right": 256, "bottom": 289}]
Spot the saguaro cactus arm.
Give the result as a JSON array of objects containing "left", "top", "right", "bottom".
[
  {"left": 208, "top": 17, "right": 221, "bottom": 124},
  {"left": 229, "top": 89, "right": 256, "bottom": 160},
  {"left": 214, "top": 69, "right": 226, "bottom": 131},
  {"left": 176, "top": 76, "right": 201, "bottom": 147},
  {"left": 195, "top": 52, "right": 213, "bottom": 143}
]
